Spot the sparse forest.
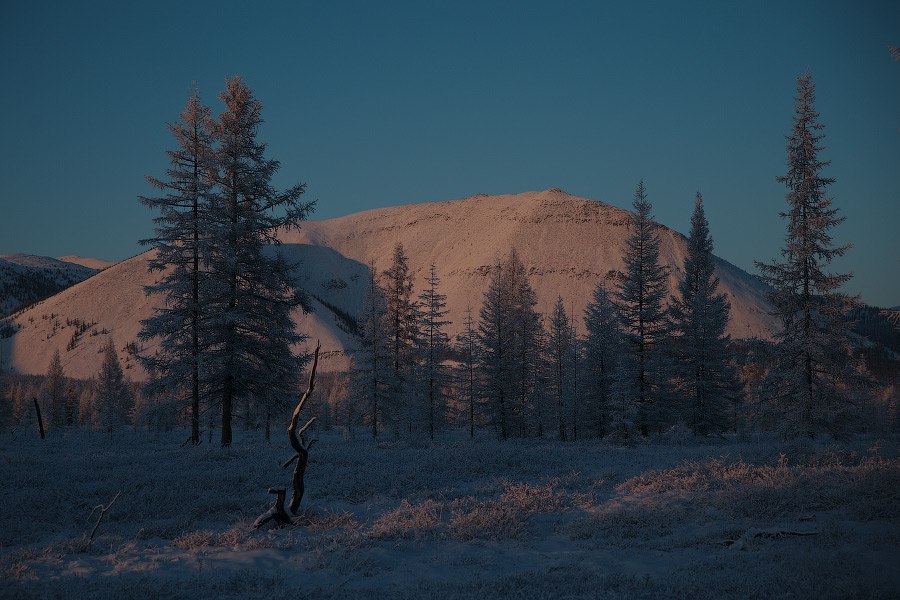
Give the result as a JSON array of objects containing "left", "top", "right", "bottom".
[
  {"left": 1, "top": 75, "right": 896, "bottom": 445},
  {"left": 0, "top": 72, "right": 897, "bottom": 598}
]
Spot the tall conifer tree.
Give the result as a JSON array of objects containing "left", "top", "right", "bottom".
[
  {"left": 382, "top": 243, "right": 419, "bottom": 435},
  {"left": 456, "top": 304, "right": 479, "bottom": 438},
  {"left": 507, "top": 250, "right": 542, "bottom": 437},
  {"left": 477, "top": 250, "right": 541, "bottom": 438},
  {"left": 96, "top": 340, "right": 134, "bottom": 432},
  {"left": 204, "top": 76, "right": 313, "bottom": 446},
  {"left": 582, "top": 281, "right": 621, "bottom": 438},
  {"left": 45, "top": 350, "right": 67, "bottom": 430},
  {"left": 670, "top": 193, "right": 741, "bottom": 434},
  {"left": 351, "top": 261, "right": 390, "bottom": 438},
  {"left": 756, "top": 73, "right": 856, "bottom": 437},
  {"left": 139, "top": 85, "right": 213, "bottom": 444},
  {"left": 417, "top": 263, "right": 451, "bottom": 439},
  {"left": 548, "top": 297, "right": 574, "bottom": 441},
  {"left": 615, "top": 181, "right": 671, "bottom": 437},
  {"left": 478, "top": 258, "right": 512, "bottom": 439}
]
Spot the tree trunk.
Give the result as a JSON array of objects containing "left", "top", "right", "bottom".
[
  {"left": 191, "top": 153, "right": 200, "bottom": 446},
  {"left": 33, "top": 398, "right": 45, "bottom": 439},
  {"left": 222, "top": 374, "right": 233, "bottom": 447}
]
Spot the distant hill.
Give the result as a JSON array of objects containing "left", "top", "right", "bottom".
[
  {"left": 57, "top": 255, "right": 116, "bottom": 270},
  {"left": 0, "top": 189, "right": 779, "bottom": 379},
  {"left": 0, "top": 254, "right": 102, "bottom": 317},
  {"left": 283, "top": 188, "right": 778, "bottom": 342}
]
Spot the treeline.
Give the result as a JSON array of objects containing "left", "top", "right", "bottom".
[
  {"left": 342, "top": 191, "right": 735, "bottom": 441},
  {"left": 342, "top": 74, "right": 891, "bottom": 442},
  {"left": 3, "top": 73, "right": 891, "bottom": 443},
  {"left": 0, "top": 343, "right": 138, "bottom": 433},
  {"left": 0, "top": 360, "right": 351, "bottom": 440}
]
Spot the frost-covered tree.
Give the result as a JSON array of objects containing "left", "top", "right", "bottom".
[
  {"left": 670, "top": 193, "right": 741, "bottom": 435},
  {"left": 582, "top": 281, "right": 621, "bottom": 438},
  {"left": 477, "top": 250, "right": 542, "bottom": 439},
  {"left": 478, "top": 258, "right": 512, "bottom": 439},
  {"left": 548, "top": 297, "right": 575, "bottom": 441},
  {"left": 755, "top": 73, "right": 857, "bottom": 438},
  {"left": 382, "top": 243, "right": 419, "bottom": 435},
  {"left": 96, "top": 340, "right": 134, "bottom": 432},
  {"left": 530, "top": 315, "right": 549, "bottom": 438},
  {"left": 508, "top": 250, "right": 543, "bottom": 437},
  {"left": 571, "top": 314, "right": 581, "bottom": 441},
  {"left": 138, "top": 85, "right": 214, "bottom": 445},
  {"left": 456, "top": 304, "right": 479, "bottom": 438},
  {"left": 64, "top": 380, "right": 78, "bottom": 426},
  {"left": 417, "top": 263, "right": 451, "bottom": 439},
  {"left": 203, "top": 76, "right": 313, "bottom": 446},
  {"left": 44, "top": 350, "right": 67, "bottom": 430},
  {"left": 0, "top": 367, "right": 11, "bottom": 430},
  {"left": 11, "top": 379, "right": 32, "bottom": 427},
  {"left": 615, "top": 181, "right": 672, "bottom": 437},
  {"left": 351, "top": 261, "right": 391, "bottom": 438}
]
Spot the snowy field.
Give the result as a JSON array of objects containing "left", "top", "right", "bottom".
[{"left": 1, "top": 430, "right": 898, "bottom": 599}]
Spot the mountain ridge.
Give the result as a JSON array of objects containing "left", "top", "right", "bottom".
[
  {"left": 0, "top": 254, "right": 102, "bottom": 317},
  {"left": 1, "top": 189, "right": 777, "bottom": 379}
]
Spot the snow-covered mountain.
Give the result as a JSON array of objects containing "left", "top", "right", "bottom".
[
  {"left": 0, "top": 254, "right": 103, "bottom": 317},
  {"left": 0, "top": 189, "right": 777, "bottom": 379}
]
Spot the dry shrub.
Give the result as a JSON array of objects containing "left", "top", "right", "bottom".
[
  {"left": 446, "top": 496, "right": 523, "bottom": 541},
  {"left": 304, "top": 508, "right": 360, "bottom": 532},
  {"left": 577, "top": 495, "right": 695, "bottom": 544},
  {"left": 174, "top": 526, "right": 267, "bottom": 551},
  {"left": 615, "top": 454, "right": 899, "bottom": 520},
  {"left": 446, "top": 477, "right": 596, "bottom": 541},
  {"left": 369, "top": 499, "right": 443, "bottom": 541},
  {"left": 616, "top": 455, "right": 792, "bottom": 496},
  {"left": 500, "top": 477, "right": 595, "bottom": 513},
  {"left": 570, "top": 453, "right": 899, "bottom": 547},
  {"left": 1, "top": 560, "right": 28, "bottom": 580},
  {"left": 173, "top": 529, "right": 215, "bottom": 550}
]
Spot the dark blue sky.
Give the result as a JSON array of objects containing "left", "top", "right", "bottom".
[{"left": 1, "top": 1, "right": 898, "bottom": 306}]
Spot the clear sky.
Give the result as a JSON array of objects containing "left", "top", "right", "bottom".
[{"left": 1, "top": 1, "right": 898, "bottom": 306}]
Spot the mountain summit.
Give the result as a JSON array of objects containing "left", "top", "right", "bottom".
[{"left": 1, "top": 190, "right": 775, "bottom": 378}]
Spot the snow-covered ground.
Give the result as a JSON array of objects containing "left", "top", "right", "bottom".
[{"left": 1, "top": 430, "right": 897, "bottom": 599}]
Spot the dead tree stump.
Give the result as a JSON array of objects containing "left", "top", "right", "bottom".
[
  {"left": 251, "top": 488, "right": 292, "bottom": 529},
  {"left": 252, "top": 342, "right": 320, "bottom": 529}
]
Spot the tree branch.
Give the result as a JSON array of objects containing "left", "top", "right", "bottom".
[{"left": 87, "top": 490, "right": 122, "bottom": 544}]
